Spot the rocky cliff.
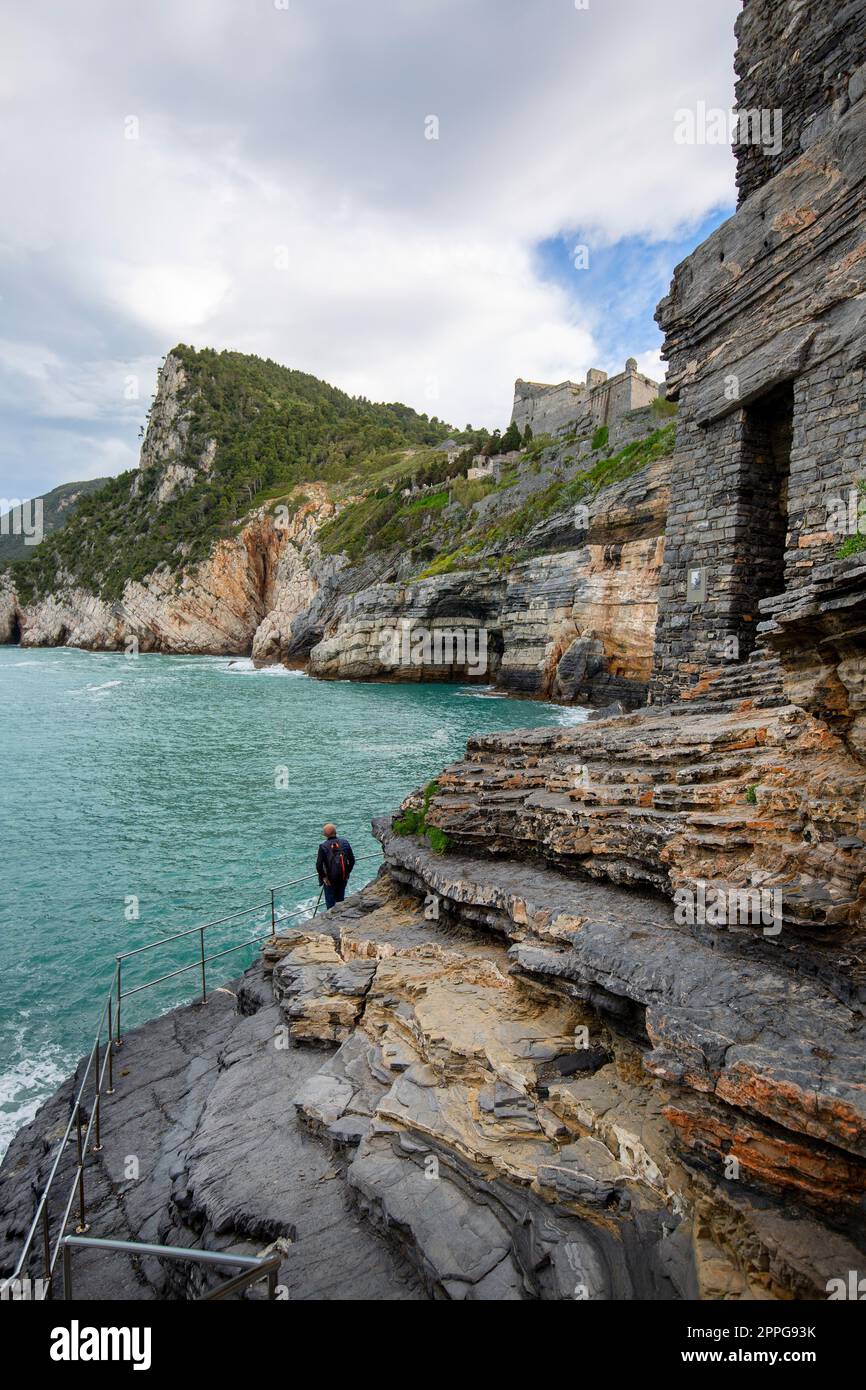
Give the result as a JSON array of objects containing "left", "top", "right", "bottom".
[
  {"left": 2, "top": 347, "right": 674, "bottom": 708},
  {"left": 305, "top": 454, "right": 668, "bottom": 705},
  {"left": 13, "top": 488, "right": 334, "bottom": 657}
]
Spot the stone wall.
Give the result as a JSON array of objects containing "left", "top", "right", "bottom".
[
  {"left": 733, "top": 0, "right": 866, "bottom": 204},
  {"left": 651, "top": 54, "right": 866, "bottom": 702},
  {"left": 511, "top": 379, "right": 585, "bottom": 435}
]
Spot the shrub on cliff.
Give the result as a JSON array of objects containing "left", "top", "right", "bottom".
[{"left": 393, "top": 781, "right": 450, "bottom": 853}]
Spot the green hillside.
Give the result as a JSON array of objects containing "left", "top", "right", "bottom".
[
  {"left": 319, "top": 415, "right": 676, "bottom": 576},
  {"left": 8, "top": 346, "right": 476, "bottom": 603},
  {"left": 0, "top": 478, "right": 109, "bottom": 565}
]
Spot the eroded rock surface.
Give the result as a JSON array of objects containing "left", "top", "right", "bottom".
[
  {"left": 2, "top": 841, "right": 864, "bottom": 1301},
  {"left": 417, "top": 698, "right": 866, "bottom": 933}
]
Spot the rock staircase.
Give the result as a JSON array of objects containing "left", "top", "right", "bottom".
[{"left": 679, "top": 650, "right": 786, "bottom": 710}]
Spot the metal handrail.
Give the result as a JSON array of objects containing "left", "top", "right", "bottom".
[
  {"left": 61, "top": 1234, "right": 281, "bottom": 1301},
  {"left": 115, "top": 901, "right": 274, "bottom": 960},
  {"left": 0, "top": 850, "right": 382, "bottom": 1301}
]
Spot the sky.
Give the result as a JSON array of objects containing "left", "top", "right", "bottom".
[{"left": 0, "top": 0, "right": 742, "bottom": 501}]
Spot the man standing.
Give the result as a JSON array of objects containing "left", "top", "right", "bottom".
[{"left": 316, "top": 823, "right": 355, "bottom": 910}]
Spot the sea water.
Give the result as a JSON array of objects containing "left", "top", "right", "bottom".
[{"left": 0, "top": 646, "right": 587, "bottom": 1154}]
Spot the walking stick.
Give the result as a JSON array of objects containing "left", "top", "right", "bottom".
[{"left": 313, "top": 885, "right": 324, "bottom": 918}]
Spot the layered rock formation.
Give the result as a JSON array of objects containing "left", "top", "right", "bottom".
[
  {"left": 419, "top": 699, "right": 866, "bottom": 933},
  {"left": 4, "top": 850, "right": 862, "bottom": 1301},
  {"left": 306, "top": 454, "right": 669, "bottom": 705},
  {"left": 652, "top": 3, "right": 866, "bottom": 701},
  {"left": 1, "top": 0, "right": 864, "bottom": 1307}
]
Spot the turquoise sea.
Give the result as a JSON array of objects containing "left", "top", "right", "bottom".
[{"left": 0, "top": 646, "right": 586, "bottom": 1154}]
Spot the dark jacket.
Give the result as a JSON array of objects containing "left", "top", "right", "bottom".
[{"left": 316, "top": 836, "right": 355, "bottom": 887}]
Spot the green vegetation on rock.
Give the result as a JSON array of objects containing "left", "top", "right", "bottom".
[
  {"left": 8, "top": 347, "right": 468, "bottom": 603},
  {"left": 480, "top": 422, "right": 676, "bottom": 548},
  {"left": 393, "top": 781, "right": 450, "bottom": 853},
  {"left": 835, "top": 480, "right": 866, "bottom": 558},
  {"left": 0, "top": 478, "right": 110, "bottom": 567}
]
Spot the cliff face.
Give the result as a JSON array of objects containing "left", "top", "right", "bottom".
[
  {"left": 16, "top": 489, "right": 334, "bottom": 657},
  {"left": 0, "top": 575, "right": 18, "bottom": 643},
  {"left": 305, "top": 452, "right": 669, "bottom": 703},
  {"left": 307, "top": 537, "right": 663, "bottom": 702},
  {"left": 4, "top": 824, "right": 861, "bottom": 1301}
]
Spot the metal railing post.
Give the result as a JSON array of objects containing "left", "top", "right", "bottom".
[
  {"left": 41, "top": 1206, "right": 52, "bottom": 1300},
  {"left": 106, "top": 1000, "right": 114, "bottom": 1094},
  {"left": 270, "top": 887, "right": 276, "bottom": 936},
  {"left": 74, "top": 1108, "right": 88, "bottom": 1233},
  {"left": 92, "top": 1038, "right": 102, "bottom": 1152},
  {"left": 62, "top": 1240, "right": 72, "bottom": 1301},
  {"left": 199, "top": 927, "right": 207, "bottom": 1004},
  {"left": 115, "top": 958, "right": 123, "bottom": 1046}
]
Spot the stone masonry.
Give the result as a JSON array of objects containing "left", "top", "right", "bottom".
[{"left": 651, "top": 0, "right": 866, "bottom": 702}]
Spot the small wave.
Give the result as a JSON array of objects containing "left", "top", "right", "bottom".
[
  {"left": 553, "top": 706, "right": 591, "bottom": 725},
  {"left": 67, "top": 679, "right": 123, "bottom": 698},
  {"left": 0, "top": 1047, "right": 70, "bottom": 1159},
  {"left": 224, "top": 658, "right": 302, "bottom": 677}
]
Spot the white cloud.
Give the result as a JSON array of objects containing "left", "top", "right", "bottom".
[{"left": 0, "top": 0, "right": 740, "bottom": 497}]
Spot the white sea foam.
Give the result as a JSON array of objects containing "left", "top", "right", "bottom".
[
  {"left": 224, "top": 658, "right": 302, "bottom": 677},
  {"left": 0, "top": 1044, "right": 70, "bottom": 1159},
  {"left": 553, "top": 706, "right": 591, "bottom": 725},
  {"left": 68, "top": 679, "right": 123, "bottom": 697}
]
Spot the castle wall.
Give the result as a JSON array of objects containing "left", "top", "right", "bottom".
[
  {"left": 511, "top": 363, "right": 660, "bottom": 439},
  {"left": 587, "top": 368, "right": 660, "bottom": 431},
  {"left": 511, "top": 380, "right": 585, "bottom": 435}
]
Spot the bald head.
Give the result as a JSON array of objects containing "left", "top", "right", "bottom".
[{"left": 323, "top": 823, "right": 337, "bottom": 838}]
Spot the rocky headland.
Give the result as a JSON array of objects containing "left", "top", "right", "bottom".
[{"left": 0, "top": 343, "right": 672, "bottom": 709}]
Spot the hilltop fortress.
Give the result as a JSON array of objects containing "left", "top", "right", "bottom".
[{"left": 511, "top": 359, "right": 662, "bottom": 441}]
